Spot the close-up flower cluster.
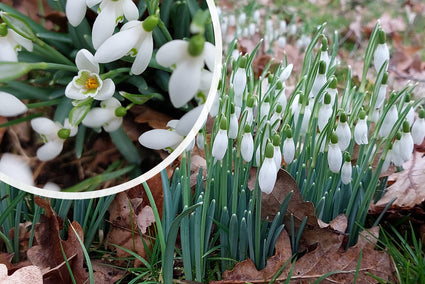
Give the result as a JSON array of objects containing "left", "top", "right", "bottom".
[{"left": 0, "top": 0, "right": 216, "bottom": 192}]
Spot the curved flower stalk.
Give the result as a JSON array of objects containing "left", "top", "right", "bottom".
[
  {"left": 65, "top": 49, "right": 115, "bottom": 102},
  {"left": 212, "top": 117, "right": 228, "bottom": 160},
  {"left": 328, "top": 133, "right": 342, "bottom": 174},
  {"left": 31, "top": 117, "right": 78, "bottom": 161},
  {"left": 138, "top": 105, "right": 204, "bottom": 152},
  {"left": 259, "top": 143, "right": 277, "bottom": 194},
  {"left": 156, "top": 36, "right": 215, "bottom": 108},
  {"left": 373, "top": 29, "right": 390, "bottom": 72},
  {"left": 0, "top": 153, "right": 33, "bottom": 186},
  {"left": 0, "top": 91, "right": 27, "bottom": 116},
  {"left": 412, "top": 108, "right": 425, "bottom": 145},
  {"left": 82, "top": 97, "right": 125, "bottom": 132},
  {"left": 90, "top": 0, "right": 139, "bottom": 49},
  {"left": 354, "top": 110, "right": 368, "bottom": 145},
  {"left": 335, "top": 112, "right": 351, "bottom": 151},
  {"left": 95, "top": 16, "right": 158, "bottom": 75},
  {"left": 241, "top": 124, "right": 254, "bottom": 162},
  {"left": 0, "top": 23, "right": 33, "bottom": 62}
]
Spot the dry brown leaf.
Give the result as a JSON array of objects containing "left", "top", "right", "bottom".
[
  {"left": 0, "top": 263, "right": 43, "bottom": 284},
  {"left": 27, "top": 196, "right": 88, "bottom": 284},
  {"left": 91, "top": 260, "right": 125, "bottom": 283},
  {"left": 373, "top": 151, "right": 425, "bottom": 210},
  {"left": 133, "top": 105, "right": 173, "bottom": 129}
]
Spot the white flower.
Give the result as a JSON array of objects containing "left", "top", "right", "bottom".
[
  {"left": 273, "top": 144, "right": 282, "bottom": 171},
  {"left": 0, "top": 91, "right": 27, "bottom": 116},
  {"left": 375, "top": 72, "right": 388, "bottom": 109},
  {"left": 259, "top": 143, "right": 277, "bottom": 194},
  {"left": 82, "top": 97, "right": 123, "bottom": 132},
  {"left": 65, "top": 0, "right": 88, "bottom": 27},
  {"left": 412, "top": 109, "right": 425, "bottom": 144},
  {"left": 138, "top": 105, "right": 204, "bottom": 151},
  {"left": 228, "top": 112, "right": 238, "bottom": 139},
  {"left": 328, "top": 135, "right": 342, "bottom": 173},
  {"left": 0, "top": 26, "right": 33, "bottom": 62},
  {"left": 233, "top": 62, "right": 247, "bottom": 107},
  {"left": 277, "top": 36, "right": 286, "bottom": 48},
  {"left": 280, "top": 64, "right": 293, "bottom": 82},
  {"left": 90, "top": 0, "right": 139, "bottom": 49},
  {"left": 156, "top": 38, "right": 215, "bottom": 108},
  {"left": 43, "top": 182, "right": 61, "bottom": 191},
  {"left": 260, "top": 99, "right": 270, "bottom": 119},
  {"left": 381, "top": 148, "right": 392, "bottom": 173},
  {"left": 354, "top": 113, "right": 368, "bottom": 145},
  {"left": 31, "top": 118, "right": 78, "bottom": 161},
  {"left": 379, "top": 105, "right": 398, "bottom": 137},
  {"left": 196, "top": 132, "right": 205, "bottom": 150},
  {"left": 341, "top": 160, "right": 352, "bottom": 184},
  {"left": 95, "top": 17, "right": 157, "bottom": 75},
  {"left": 283, "top": 137, "right": 295, "bottom": 164},
  {"left": 0, "top": 153, "right": 33, "bottom": 186},
  {"left": 241, "top": 126, "right": 254, "bottom": 162},
  {"left": 335, "top": 115, "right": 351, "bottom": 151},
  {"left": 373, "top": 30, "right": 389, "bottom": 72},
  {"left": 391, "top": 135, "right": 404, "bottom": 167},
  {"left": 310, "top": 60, "right": 327, "bottom": 99},
  {"left": 279, "top": 20, "right": 287, "bottom": 34},
  {"left": 212, "top": 128, "right": 228, "bottom": 160},
  {"left": 400, "top": 121, "right": 414, "bottom": 162},
  {"left": 318, "top": 93, "right": 333, "bottom": 132},
  {"left": 65, "top": 49, "right": 115, "bottom": 101}
]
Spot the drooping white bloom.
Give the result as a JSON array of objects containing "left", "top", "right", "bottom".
[
  {"left": 43, "top": 182, "right": 61, "bottom": 191},
  {"left": 0, "top": 153, "right": 33, "bottom": 186},
  {"left": 279, "top": 20, "right": 287, "bottom": 34},
  {"left": 82, "top": 97, "right": 123, "bottom": 132},
  {"left": 335, "top": 114, "right": 351, "bottom": 151},
  {"left": 90, "top": 0, "right": 139, "bottom": 50},
  {"left": 31, "top": 118, "right": 78, "bottom": 161},
  {"left": 248, "top": 23, "right": 256, "bottom": 36},
  {"left": 354, "top": 113, "right": 369, "bottom": 145},
  {"left": 0, "top": 91, "right": 27, "bottom": 116},
  {"left": 258, "top": 143, "right": 277, "bottom": 194},
  {"left": 65, "top": 49, "right": 115, "bottom": 101},
  {"left": 391, "top": 135, "right": 404, "bottom": 167},
  {"left": 253, "top": 10, "right": 261, "bottom": 22},
  {"left": 341, "top": 160, "right": 352, "bottom": 184},
  {"left": 156, "top": 38, "right": 215, "bottom": 108},
  {"left": 233, "top": 58, "right": 247, "bottom": 107},
  {"left": 280, "top": 64, "right": 293, "bottom": 82},
  {"left": 325, "top": 76, "right": 338, "bottom": 105},
  {"left": 283, "top": 134, "right": 295, "bottom": 164},
  {"left": 238, "top": 12, "right": 246, "bottom": 25},
  {"left": 371, "top": 108, "right": 381, "bottom": 123},
  {"left": 375, "top": 72, "right": 388, "bottom": 109},
  {"left": 138, "top": 105, "right": 204, "bottom": 151},
  {"left": 379, "top": 105, "right": 398, "bottom": 137},
  {"left": 412, "top": 109, "right": 425, "bottom": 144},
  {"left": 228, "top": 112, "right": 238, "bottom": 139},
  {"left": 381, "top": 148, "right": 392, "bottom": 173},
  {"left": 318, "top": 93, "right": 333, "bottom": 132},
  {"left": 212, "top": 128, "right": 228, "bottom": 160},
  {"left": 95, "top": 17, "right": 157, "bottom": 75},
  {"left": 328, "top": 135, "right": 342, "bottom": 173},
  {"left": 196, "top": 132, "right": 205, "bottom": 150},
  {"left": 65, "top": 0, "right": 88, "bottom": 27},
  {"left": 241, "top": 126, "right": 254, "bottom": 162},
  {"left": 310, "top": 60, "right": 327, "bottom": 99},
  {"left": 300, "top": 105, "right": 312, "bottom": 135},
  {"left": 373, "top": 29, "right": 390, "bottom": 72},
  {"left": 0, "top": 26, "right": 33, "bottom": 62},
  {"left": 260, "top": 99, "right": 271, "bottom": 119},
  {"left": 277, "top": 36, "right": 286, "bottom": 48},
  {"left": 400, "top": 121, "right": 414, "bottom": 162}
]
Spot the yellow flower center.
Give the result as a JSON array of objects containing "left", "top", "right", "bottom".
[{"left": 85, "top": 78, "right": 98, "bottom": 90}]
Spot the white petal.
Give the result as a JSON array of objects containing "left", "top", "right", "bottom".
[
  {"left": 103, "top": 117, "right": 123, "bottom": 132},
  {"left": 341, "top": 161, "right": 352, "bottom": 184},
  {"left": 199, "top": 69, "right": 213, "bottom": 92},
  {"left": 138, "top": 129, "right": 183, "bottom": 150},
  {"left": 400, "top": 133, "right": 413, "bottom": 161},
  {"left": 92, "top": 5, "right": 119, "bottom": 49},
  {"left": 336, "top": 122, "right": 351, "bottom": 151},
  {"left": 9, "top": 30, "right": 33, "bottom": 52},
  {"left": 166, "top": 119, "right": 179, "bottom": 129},
  {"left": 283, "top": 138, "right": 295, "bottom": 164},
  {"left": 354, "top": 119, "right": 368, "bottom": 145},
  {"left": 95, "top": 23, "right": 141, "bottom": 63},
  {"left": 122, "top": 0, "right": 139, "bottom": 21},
  {"left": 175, "top": 105, "right": 204, "bottom": 136},
  {"left": 76, "top": 49, "right": 99, "bottom": 73},
  {"left": 101, "top": 97, "right": 121, "bottom": 109},
  {"left": 280, "top": 64, "right": 293, "bottom": 81},
  {"left": 169, "top": 61, "right": 201, "bottom": 108},
  {"left": 95, "top": 78, "right": 115, "bottom": 100},
  {"left": 86, "top": 0, "right": 102, "bottom": 8},
  {"left": 37, "top": 140, "right": 64, "bottom": 161},
  {"left": 233, "top": 68, "right": 247, "bottom": 99},
  {"left": 259, "top": 157, "right": 277, "bottom": 194},
  {"left": 82, "top": 108, "right": 113, "bottom": 128},
  {"left": 0, "top": 91, "right": 27, "bottom": 116},
  {"left": 328, "top": 143, "right": 342, "bottom": 173},
  {"left": 131, "top": 33, "right": 153, "bottom": 75},
  {"left": 31, "top": 117, "right": 59, "bottom": 136},
  {"left": 273, "top": 146, "right": 282, "bottom": 170},
  {"left": 241, "top": 133, "right": 254, "bottom": 162},
  {"left": 412, "top": 118, "right": 425, "bottom": 145},
  {"left": 43, "top": 182, "right": 61, "bottom": 191},
  {"left": 0, "top": 38, "right": 18, "bottom": 62},
  {"left": 156, "top": 40, "right": 187, "bottom": 67},
  {"left": 212, "top": 129, "right": 228, "bottom": 160},
  {"left": 66, "top": 0, "right": 87, "bottom": 27},
  {"left": 65, "top": 81, "right": 88, "bottom": 100},
  {"left": 373, "top": 43, "right": 389, "bottom": 72},
  {"left": 203, "top": 41, "right": 215, "bottom": 71},
  {"left": 228, "top": 114, "right": 238, "bottom": 139},
  {"left": 0, "top": 153, "right": 34, "bottom": 186}
]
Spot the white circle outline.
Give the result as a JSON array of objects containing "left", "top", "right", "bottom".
[{"left": 0, "top": 0, "right": 223, "bottom": 200}]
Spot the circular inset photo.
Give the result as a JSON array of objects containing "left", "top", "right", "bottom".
[{"left": 0, "top": 0, "right": 222, "bottom": 199}]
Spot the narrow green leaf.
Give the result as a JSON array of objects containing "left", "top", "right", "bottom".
[
  {"left": 1, "top": 12, "right": 36, "bottom": 40},
  {"left": 109, "top": 128, "right": 142, "bottom": 165}
]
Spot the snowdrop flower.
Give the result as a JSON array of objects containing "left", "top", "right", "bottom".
[
  {"left": 82, "top": 97, "right": 124, "bottom": 132},
  {"left": 90, "top": 0, "right": 139, "bottom": 49},
  {"left": 0, "top": 153, "right": 33, "bottom": 186},
  {"left": 65, "top": 49, "right": 115, "bottom": 102},
  {"left": 335, "top": 112, "right": 351, "bottom": 151},
  {"left": 228, "top": 14, "right": 236, "bottom": 27},
  {"left": 139, "top": 105, "right": 204, "bottom": 151},
  {"left": 296, "top": 34, "right": 311, "bottom": 50},
  {"left": 156, "top": 36, "right": 215, "bottom": 108},
  {"left": 371, "top": 108, "right": 381, "bottom": 123},
  {"left": 325, "top": 76, "right": 338, "bottom": 105},
  {"left": 0, "top": 23, "right": 33, "bottom": 62},
  {"left": 212, "top": 117, "right": 228, "bottom": 161},
  {"left": 65, "top": 0, "right": 87, "bottom": 27},
  {"left": 0, "top": 91, "right": 27, "bottom": 116},
  {"left": 328, "top": 133, "right": 342, "bottom": 173},
  {"left": 44, "top": 182, "right": 61, "bottom": 191},
  {"left": 238, "top": 12, "right": 246, "bottom": 25},
  {"left": 248, "top": 23, "right": 256, "bottom": 36},
  {"left": 354, "top": 110, "right": 368, "bottom": 145},
  {"left": 341, "top": 153, "right": 352, "bottom": 184},
  {"left": 402, "top": 94, "right": 414, "bottom": 126},
  {"left": 412, "top": 108, "right": 425, "bottom": 145},
  {"left": 196, "top": 132, "right": 205, "bottom": 150},
  {"left": 260, "top": 97, "right": 271, "bottom": 119},
  {"left": 391, "top": 133, "right": 404, "bottom": 167},
  {"left": 381, "top": 145, "right": 393, "bottom": 173},
  {"left": 270, "top": 104, "right": 283, "bottom": 131},
  {"left": 279, "top": 64, "right": 293, "bottom": 82},
  {"left": 31, "top": 117, "right": 78, "bottom": 161},
  {"left": 229, "top": 105, "right": 239, "bottom": 139},
  {"left": 277, "top": 36, "right": 286, "bottom": 48},
  {"left": 373, "top": 29, "right": 389, "bottom": 72},
  {"left": 375, "top": 72, "right": 388, "bottom": 109},
  {"left": 400, "top": 121, "right": 414, "bottom": 162},
  {"left": 279, "top": 20, "right": 287, "bottom": 34},
  {"left": 310, "top": 60, "right": 327, "bottom": 99},
  {"left": 320, "top": 36, "right": 330, "bottom": 69},
  {"left": 233, "top": 56, "right": 247, "bottom": 108},
  {"left": 275, "top": 81, "right": 287, "bottom": 110},
  {"left": 379, "top": 104, "right": 398, "bottom": 137},
  {"left": 283, "top": 128, "right": 295, "bottom": 164},
  {"left": 272, "top": 134, "right": 282, "bottom": 171},
  {"left": 288, "top": 23, "right": 297, "bottom": 35},
  {"left": 95, "top": 16, "right": 158, "bottom": 75},
  {"left": 253, "top": 10, "right": 261, "bottom": 22},
  {"left": 259, "top": 143, "right": 277, "bottom": 194},
  {"left": 241, "top": 125, "right": 254, "bottom": 162},
  {"left": 318, "top": 93, "right": 333, "bottom": 132}
]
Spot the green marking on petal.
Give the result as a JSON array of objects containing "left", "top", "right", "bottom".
[
  {"left": 128, "top": 47, "right": 138, "bottom": 57},
  {"left": 75, "top": 70, "right": 91, "bottom": 86},
  {"left": 116, "top": 15, "right": 124, "bottom": 24}
]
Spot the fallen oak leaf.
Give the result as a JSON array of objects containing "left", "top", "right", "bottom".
[{"left": 0, "top": 263, "right": 43, "bottom": 284}]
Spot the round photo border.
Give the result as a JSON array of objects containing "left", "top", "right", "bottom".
[{"left": 0, "top": 0, "right": 223, "bottom": 200}]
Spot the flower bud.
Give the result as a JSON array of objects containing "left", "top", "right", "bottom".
[
  {"left": 142, "top": 15, "right": 159, "bottom": 32},
  {"left": 188, "top": 34, "right": 205, "bottom": 56}
]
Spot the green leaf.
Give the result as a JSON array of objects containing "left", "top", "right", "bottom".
[
  {"left": 109, "top": 128, "right": 142, "bottom": 165},
  {"left": 0, "top": 62, "right": 44, "bottom": 83},
  {"left": 1, "top": 12, "right": 36, "bottom": 40},
  {"left": 69, "top": 101, "right": 92, "bottom": 126},
  {"left": 119, "top": 91, "right": 158, "bottom": 105}
]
